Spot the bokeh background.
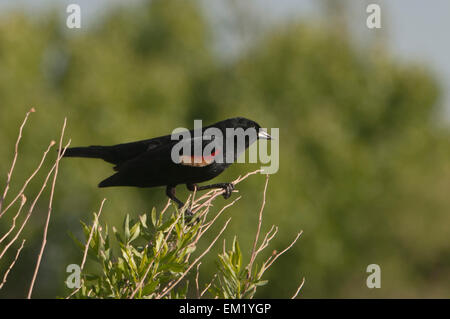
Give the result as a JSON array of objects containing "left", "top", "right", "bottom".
[{"left": 1, "top": 0, "right": 450, "bottom": 298}]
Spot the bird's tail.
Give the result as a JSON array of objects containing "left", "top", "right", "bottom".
[{"left": 63, "top": 146, "right": 109, "bottom": 159}]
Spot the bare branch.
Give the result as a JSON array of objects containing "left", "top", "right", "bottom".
[
  {"left": 0, "top": 195, "right": 27, "bottom": 244},
  {"left": 255, "top": 225, "right": 278, "bottom": 256},
  {"left": 160, "top": 198, "right": 171, "bottom": 218},
  {"left": 81, "top": 199, "right": 106, "bottom": 269},
  {"left": 0, "top": 239, "right": 26, "bottom": 290},
  {"left": 291, "top": 277, "right": 305, "bottom": 299},
  {"left": 245, "top": 174, "right": 270, "bottom": 289},
  {"left": 233, "top": 169, "right": 263, "bottom": 184},
  {"left": 0, "top": 108, "right": 35, "bottom": 214},
  {"left": 0, "top": 139, "right": 55, "bottom": 219},
  {"left": 28, "top": 118, "right": 70, "bottom": 299},
  {"left": 200, "top": 273, "right": 217, "bottom": 298},
  {"left": 261, "top": 231, "right": 303, "bottom": 274},
  {"left": 66, "top": 199, "right": 107, "bottom": 299},
  {"left": 192, "top": 196, "right": 241, "bottom": 246},
  {"left": 195, "top": 262, "right": 202, "bottom": 299},
  {"left": 0, "top": 140, "right": 67, "bottom": 261},
  {"left": 182, "top": 196, "right": 241, "bottom": 265},
  {"left": 191, "top": 169, "right": 262, "bottom": 213}
]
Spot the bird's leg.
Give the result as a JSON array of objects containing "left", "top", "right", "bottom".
[
  {"left": 187, "top": 183, "right": 235, "bottom": 199},
  {"left": 166, "top": 185, "right": 193, "bottom": 216}
]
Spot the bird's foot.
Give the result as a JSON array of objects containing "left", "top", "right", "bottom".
[{"left": 222, "top": 183, "right": 235, "bottom": 199}]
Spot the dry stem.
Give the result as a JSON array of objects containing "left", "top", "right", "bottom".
[
  {"left": 27, "top": 118, "right": 70, "bottom": 299},
  {"left": 291, "top": 277, "right": 305, "bottom": 299},
  {"left": 66, "top": 199, "right": 107, "bottom": 299},
  {"left": 0, "top": 108, "right": 35, "bottom": 214},
  {"left": 0, "top": 239, "right": 26, "bottom": 290}
]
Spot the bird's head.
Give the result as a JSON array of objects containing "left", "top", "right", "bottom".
[
  {"left": 201, "top": 117, "right": 271, "bottom": 163},
  {"left": 213, "top": 117, "right": 272, "bottom": 140}
]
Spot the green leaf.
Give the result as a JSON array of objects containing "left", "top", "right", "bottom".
[
  {"left": 141, "top": 281, "right": 158, "bottom": 296},
  {"left": 140, "top": 213, "right": 148, "bottom": 229},
  {"left": 68, "top": 231, "right": 84, "bottom": 251},
  {"left": 232, "top": 237, "right": 242, "bottom": 271},
  {"left": 155, "top": 231, "right": 164, "bottom": 252},
  {"left": 129, "top": 222, "right": 140, "bottom": 243},
  {"left": 124, "top": 214, "right": 131, "bottom": 242},
  {"left": 112, "top": 226, "right": 124, "bottom": 244},
  {"left": 255, "top": 280, "right": 268, "bottom": 287},
  {"left": 159, "top": 263, "right": 185, "bottom": 273},
  {"left": 151, "top": 208, "right": 157, "bottom": 227},
  {"left": 117, "top": 257, "right": 126, "bottom": 273}
]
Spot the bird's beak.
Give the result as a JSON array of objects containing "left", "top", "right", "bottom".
[{"left": 258, "top": 129, "right": 272, "bottom": 140}]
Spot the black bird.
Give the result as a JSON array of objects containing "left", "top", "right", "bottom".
[{"left": 63, "top": 117, "right": 272, "bottom": 214}]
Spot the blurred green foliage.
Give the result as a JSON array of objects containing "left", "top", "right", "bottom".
[{"left": 1, "top": 0, "right": 450, "bottom": 298}]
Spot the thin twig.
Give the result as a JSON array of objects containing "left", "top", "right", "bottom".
[
  {"left": 245, "top": 174, "right": 270, "bottom": 291},
  {"left": 27, "top": 118, "right": 69, "bottom": 299},
  {"left": 195, "top": 262, "right": 202, "bottom": 299},
  {"left": 261, "top": 231, "right": 303, "bottom": 274},
  {"left": 66, "top": 199, "right": 106, "bottom": 299},
  {"left": 184, "top": 196, "right": 241, "bottom": 263},
  {"left": 200, "top": 273, "right": 217, "bottom": 298},
  {"left": 160, "top": 198, "right": 171, "bottom": 218},
  {"left": 0, "top": 139, "right": 54, "bottom": 219},
  {"left": 0, "top": 141, "right": 69, "bottom": 261},
  {"left": 0, "top": 239, "right": 26, "bottom": 290},
  {"left": 291, "top": 277, "right": 305, "bottom": 299},
  {"left": 255, "top": 225, "right": 278, "bottom": 255},
  {"left": 233, "top": 169, "right": 263, "bottom": 184},
  {"left": 81, "top": 199, "right": 106, "bottom": 269},
  {"left": 0, "top": 195, "right": 27, "bottom": 244},
  {"left": 191, "top": 169, "right": 261, "bottom": 214},
  {"left": 194, "top": 196, "right": 241, "bottom": 244},
  {"left": 0, "top": 108, "right": 35, "bottom": 214},
  {"left": 190, "top": 185, "right": 198, "bottom": 213}
]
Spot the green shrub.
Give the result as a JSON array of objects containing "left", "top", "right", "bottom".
[{"left": 67, "top": 175, "right": 303, "bottom": 299}]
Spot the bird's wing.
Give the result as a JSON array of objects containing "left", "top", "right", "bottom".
[
  {"left": 106, "top": 134, "right": 173, "bottom": 168},
  {"left": 113, "top": 134, "right": 219, "bottom": 171}
]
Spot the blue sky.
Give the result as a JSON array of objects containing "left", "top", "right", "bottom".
[{"left": 1, "top": 0, "right": 449, "bottom": 116}]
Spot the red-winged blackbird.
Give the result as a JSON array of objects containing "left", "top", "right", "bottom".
[{"left": 63, "top": 117, "right": 272, "bottom": 214}]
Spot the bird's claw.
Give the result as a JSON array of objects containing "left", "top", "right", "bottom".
[{"left": 222, "top": 183, "right": 235, "bottom": 199}]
